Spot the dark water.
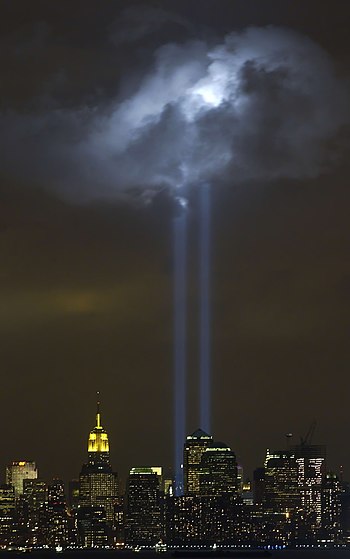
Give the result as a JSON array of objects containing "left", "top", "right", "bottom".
[
  {"left": 0, "top": 552, "right": 348, "bottom": 559},
  {"left": 270, "top": 551, "right": 348, "bottom": 559}
]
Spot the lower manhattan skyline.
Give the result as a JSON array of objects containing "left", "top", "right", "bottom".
[
  {"left": 1, "top": 400, "right": 347, "bottom": 548},
  {"left": 1, "top": 0, "right": 350, "bottom": 549}
]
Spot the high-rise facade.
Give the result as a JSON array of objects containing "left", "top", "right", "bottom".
[
  {"left": 6, "top": 461, "right": 38, "bottom": 498},
  {"left": 253, "top": 467, "right": 265, "bottom": 505},
  {"left": 77, "top": 506, "right": 108, "bottom": 548},
  {"left": 199, "top": 442, "right": 238, "bottom": 496},
  {"left": 125, "top": 468, "right": 162, "bottom": 546},
  {"left": 292, "top": 443, "right": 326, "bottom": 540},
  {"left": 167, "top": 433, "right": 243, "bottom": 546},
  {"left": 183, "top": 429, "right": 213, "bottom": 495},
  {"left": 0, "top": 485, "right": 16, "bottom": 546},
  {"left": 23, "top": 479, "right": 48, "bottom": 545},
  {"left": 321, "top": 472, "right": 342, "bottom": 543},
  {"left": 263, "top": 449, "right": 300, "bottom": 514},
  {"left": 47, "top": 479, "right": 69, "bottom": 547},
  {"left": 68, "top": 479, "right": 80, "bottom": 512}
]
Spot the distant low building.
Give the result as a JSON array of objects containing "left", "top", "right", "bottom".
[{"left": 6, "top": 461, "right": 38, "bottom": 499}]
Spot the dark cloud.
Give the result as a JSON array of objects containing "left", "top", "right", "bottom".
[{"left": 109, "top": 4, "right": 192, "bottom": 45}]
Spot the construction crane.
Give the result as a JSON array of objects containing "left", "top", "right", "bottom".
[{"left": 299, "top": 421, "right": 317, "bottom": 447}]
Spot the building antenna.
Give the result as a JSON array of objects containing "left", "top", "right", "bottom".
[
  {"left": 300, "top": 420, "right": 317, "bottom": 447},
  {"left": 96, "top": 391, "right": 101, "bottom": 428}
]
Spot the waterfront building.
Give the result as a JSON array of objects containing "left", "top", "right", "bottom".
[
  {"left": 47, "top": 479, "right": 69, "bottom": 547},
  {"left": 321, "top": 472, "right": 342, "bottom": 543},
  {"left": 253, "top": 467, "right": 265, "bottom": 505},
  {"left": 76, "top": 506, "right": 108, "bottom": 547},
  {"left": 292, "top": 443, "right": 326, "bottom": 541},
  {"left": 0, "top": 484, "right": 16, "bottom": 546},
  {"left": 125, "top": 467, "right": 162, "bottom": 546},
  {"left": 23, "top": 478, "right": 48, "bottom": 545}
]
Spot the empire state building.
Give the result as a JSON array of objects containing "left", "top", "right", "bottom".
[
  {"left": 87, "top": 399, "right": 110, "bottom": 466},
  {"left": 79, "top": 395, "right": 119, "bottom": 523}
]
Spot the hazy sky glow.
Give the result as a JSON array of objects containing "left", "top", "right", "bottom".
[{"left": 1, "top": 0, "right": 350, "bottom": 483}]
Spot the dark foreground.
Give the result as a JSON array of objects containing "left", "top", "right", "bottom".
[{"left": 0, "top": 549, "right": 348, "bottom": 559}]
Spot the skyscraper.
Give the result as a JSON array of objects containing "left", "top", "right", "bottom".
[
  {"left": 23, "top": 479, "right": 48, "bottom": 545},
  {"left": 68, "top": 479, "right": 80, "bottom": 512},
  {"left": 199, "top": 441, "right": 238, "bottom": 496},
  {"left": 263, "top": 449, "right": 300, "bottom": 514},
  {"left": 292, "top": 443, "right": 326, "bottom": 539},
  {"left": 76, "top": 506, "right": 108, "bottom": 548},
  {"left": 125, "top": 468, "right": 162, "bottom": 546},
  {"left": 321, "top": 472, "right": 342, "bottom": 543},
  {"left": 0, "top": 485, "right": 16, "bottom": 546},
  {"left": 47, "top": 479, "right": 69, "bottom": 547},
  {"left": 6, "top": 461, "right": 38, "bottom": 498},
  {"left": 183, "top": 429, "right": 213, "bottom": 495},
  {"left": 78, "top": 396, "right": 118, "bottom": 545},
  {"left": 253, "top": 467, "right": 265, "bottom": 505}
]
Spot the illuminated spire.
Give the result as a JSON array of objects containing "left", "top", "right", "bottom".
[{"left": 87, "top": 392, "right": 110, "bottom": 459}]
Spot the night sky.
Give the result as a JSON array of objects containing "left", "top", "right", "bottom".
[{"left": 1, "top": 0, "right": 350, "bottom": 485}]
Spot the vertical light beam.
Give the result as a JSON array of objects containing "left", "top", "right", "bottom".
[
  {"left": 173, "top": 211, "right": 187, "bottom": 496},
  {"left": 199, "top": 183, "right": 211, "bottom": 433}
]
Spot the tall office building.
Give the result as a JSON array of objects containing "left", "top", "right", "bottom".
[
  {"left": 199, "top": 441, "right": 238, "bottom": 496},
  {"left": 237, "top": 465, "right": 244, "bottom": 494},
  {"left": 183, "top": 429, "right": 213, "bottom": 495},
  {"left": 68, "top": 479, "right": 80, "bottom": 512},
  {"left": 253, "top": 467, "right": 265, "bottom": 505},
  {"left": 321, "top": 472, "right": 342, "bottom": 543},
  {"left": 125, "top": 468, "right": 162, "bottom": 546},
  {"left": 242, "top": 480, "right": 254, "bottom": 506},
  {"left": 292, "top": 443, "right": 326, "bottom": 538},
  {"left": 78, "top": 397, "right": 118, "bottom": 543},
  {"left": 6, "top": 461, "right": 38, "bottom": 498},
  {"left": 47, "top": 479, "right": 69, "bottom": 547},
  {"left": 76, "top": 506, "right": 108, "bottom": 548},
  {"left": 0, "top": 484, "right": 16, "bottom": 545},
  {"left": 23, "top": 479, "right": 48, "bottom": 545},
  {"left": 23, "top": 479, "right": 48, "bottom": 512},
  {"left": 263, "top": 449, "right": 300, "bottom": 514}
]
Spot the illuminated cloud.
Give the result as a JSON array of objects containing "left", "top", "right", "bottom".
[{"left": 0, "top": 27, "right": 348, "bottom": 203}]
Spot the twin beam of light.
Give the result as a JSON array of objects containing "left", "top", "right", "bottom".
[
  {"left": 173, "top": 211, "right": 187, "bottom": 496},
  {"left": 173, "top": 185, "right": 211, "bottom": 494},
  {"left": 199, "top": 183, "right": 211, "bottom": 434}
]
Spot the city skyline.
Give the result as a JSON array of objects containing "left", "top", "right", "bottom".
[
  {"left": 0, "top": 408, "right": 347, "bottom": 549},
  {"left": 0, "top": 398, "right": 341, "bottom": 489},
  {"left": 1, "top": 0, "right": 350, "bottom": 493}
]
